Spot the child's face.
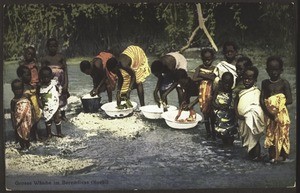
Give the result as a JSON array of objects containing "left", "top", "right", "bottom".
[
  {"left": 40, "top": 70, "right": 52, "bottom": 85},
  {"left": 224, "top": 45, "right": 237, "bottom": 63},
  {"left": 47, "top": 41, "right": 58, "bottom": 54},
  {"left": 266, "top": 60, "right": 282, "bottom": 81},
  {"left": 221, "top": 75, "right": 233, "bottom": 92},
  {"left": 243, "top": 70, "right": 256, "bottom": 89},
  {"left": 24, "top": 48, "right": 35, "bottom": 62},
  {"left": 21, "top": 69, "right": 31, "bottom": 84},
  {"left": 236, "top": 61, "right": 245, "bottom": 78},
  {"left": 12, "top": 82, "right": 23, "bottom": 98},
  {"left": 201, "top": 52, "right": 213, "bottom": 67}
]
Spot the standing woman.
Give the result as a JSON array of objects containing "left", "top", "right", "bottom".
[
  {"left": 41, "top": 38, "right": 69, "bottom": 121},
  {"left": 106, "top": 45, "right": 151, "bottom": 107}
]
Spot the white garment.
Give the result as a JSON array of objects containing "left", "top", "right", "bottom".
[
  {"left": 167, "top": 52, "right": 187, "bottom": 71},
  {"left": 237, "top": 86, "right": 265, "bottom": 152},
  {"left": 213, "top": 61, "right": 237, "bottom": 89},
  {"left": 39, "top": 79, "right": 60, "bottom": 122}
]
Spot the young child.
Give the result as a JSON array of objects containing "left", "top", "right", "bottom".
[
  {"left": 173, "top": 69, "right": 198, "bottom": 122},
  {"left": 10, "top": 79, "right": 32, "bottom": 151},
  {"left": 19, "top": 46, "right": 39, "bottom": 87},
  {"left": 260, "top": 56, "right": 292, "bottom": 163},
  {"left": 235, "top": 66, "right": 265, "bottom": 160},
  {"left": 41, "top": 38, "right": 69, "bottom": 121},
  {"left": 151, "top": 52, "right": 187, "bottom": 107},
  {"left": 234, "top": 56, "right": 253, "bottom": 91},
  {"left": 213, "top": 41, "right": 238, "bottom": 89},
  {"left": 193, "top": 48, "right": 216, "bottom": 139},
  {"left": 17, "top": 65, "right": 42, "bottom": 141},
  {"left": 38, "top": 66, "right": 63, "bottom": 138},
  {"left": 106, "top": 45, "right": 151, "bottom": 107},
  {"left": 212, "top": 72, "right": 238, "bottom": 145},
  {"left": 80, "top": 51, "right": 116, "bottom": 102}
]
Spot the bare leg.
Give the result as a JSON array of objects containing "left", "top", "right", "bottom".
[{"left": 136, "top": 83, "right": 145, "bottom": 106}]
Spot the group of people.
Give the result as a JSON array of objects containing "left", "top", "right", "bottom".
[
  {"left": 10, "top": 39, "right": 293, "bottom": 164},
  {"left": 11, "top": 38, "right": 69, "bottom": 151},
  {"left": 171, "top": 42, "right": 292, "bottom": 164}
]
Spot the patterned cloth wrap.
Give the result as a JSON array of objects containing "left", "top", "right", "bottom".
[
  {"left": 264, "top": 93, "right": 291, "bottom": 160},
  {"left": 39, "top": 79, "right": 60, "bottom": 122},
  {"left": 24, "top": 85, "right": 42, "bottom": 124},
  {"left": 198, "top": 67, "right": 214, "bottom": 115},
  {"left": 237, "top": 86, "right": 265, "bottom": 152},
  {"left": 11, "top": 97, "right": 32, "bottom": 140},
  {"left": 48, "top": 65, "right": 67, "bottom": 108},
  {"left": 214, "top": 92, "right": 237, "bottom": 137},
  {"left": 120, "top": 46, "right": 151, "bottom": 94}
]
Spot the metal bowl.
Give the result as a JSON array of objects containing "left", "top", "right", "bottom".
[
  {"left": 139, "top": 105, "right": 177, "bottom": 119},
  {"left": 81, "top": 94, "right": 101, "bottom": 113},
  {"left": 101, "top": 101, "right": 138, "bottom": 118},
  {"left": 161, "top": 110, "right": 202, "bottom": 129}
]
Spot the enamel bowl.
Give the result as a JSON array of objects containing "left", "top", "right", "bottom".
[
  {"left": 139, "top": 105, "right": 177, "bottom": 119},
  {"left": 81, "top": 94, "right": 101, "bottom": 113},
  {"left": 101, "top": 101, "right": 137, "bottom": 118},
  {"left": 161, "top": 110, "right": 202, "bottom": 129}
]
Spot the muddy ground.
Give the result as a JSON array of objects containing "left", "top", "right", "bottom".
[{"left": 2, "top": 50, "right": 297, "bottom": 192}]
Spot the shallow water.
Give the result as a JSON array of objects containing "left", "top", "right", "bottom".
[{"left": 3, "top": 53, "right": 297, "bottom": 191}]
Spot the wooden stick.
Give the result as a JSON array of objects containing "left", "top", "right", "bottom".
[{"left": 196, "top": 3, "right": 218, "bottom": 51}]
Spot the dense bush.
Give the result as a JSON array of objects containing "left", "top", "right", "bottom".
[{"left": 3, "top": 2, "right": 296, "bottom": 64}]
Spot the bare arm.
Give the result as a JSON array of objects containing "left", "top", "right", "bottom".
[{"left": 284, "top": 79, "right": 293, "bottom": 105}]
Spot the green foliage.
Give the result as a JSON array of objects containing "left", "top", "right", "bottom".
[{"left": 3, "top": 2, "right": 296, "bottom": 64}]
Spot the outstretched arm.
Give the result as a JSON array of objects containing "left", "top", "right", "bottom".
[
  {"left": 161, "top": 81, "right": 178, "bottom": 102},
  {"left": 153, "top": 77, "right": 163, "bottom": 106}
]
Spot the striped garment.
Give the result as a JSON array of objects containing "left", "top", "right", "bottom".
[{"left": 120, "top": 46, "right": 151, "bottom": 93}]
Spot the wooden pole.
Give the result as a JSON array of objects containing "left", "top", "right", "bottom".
[{"left": 196, "top": 3, "right": 218, "bottom": 51}]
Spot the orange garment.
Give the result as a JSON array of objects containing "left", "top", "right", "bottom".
[{"left": 95, "top": 52, "right": 117, "bottom": 91}]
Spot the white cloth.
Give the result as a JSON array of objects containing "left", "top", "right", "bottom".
[
  {"left": 237, "top": 86, "right": 265, "bottom": 152},
  {"left": 167, "top": 52, "right": 187, "bottom": 71},
  {"left": 213, "top": 61, "right": 237, "bottom": 88},
  {"left": 39, "top": 79, "right": 60, "bottom": 122}
]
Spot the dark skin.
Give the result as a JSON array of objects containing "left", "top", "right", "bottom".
[
  {"left": 212, "top": 74, "right": 234, "bottom": 110},
  {"left": 223, "top": 45, "right": 237, "bottom": 65},
  {"left": 193, "top": 51, "right": 216, "bottom": 83},
  {"left": 212, "top": 73, "right": 234, "bottom": 143},
  {"left": 235, "top": 69, "right": 262, "bottom": 159},
  {"left": 41, "top": 40, "right": 69, "bottom": 94},
  {"left": 11, "top": 81, "right": 24, "bottom": 144},
  {"left": 192, "top": 51, "right": 216, "bottom": 138},
  {"left": 83, "top": 58, "right": 113, "bottom": 102},
  {"left": 175, "top": 77, "right": 198, "bottom": 121},
  {"left": 38, "top": 69, "right": 62, "bottom": 138},
  {"left": 19, "top": 68, "right": 40, "bottom": 141},
  {"left": 234, "top": 69, "right": 257, "bottom": 121},
  {"left": 153, "top": 55, "right": 184, "bottom": 107},
  {"left": 235, "top": 61, "right": 247, "bottom": 85},
  {"left": 110, "top": 54, "right": 145, "bottom": 106},
  {"left": 11, "top": 81, "right": 31, "bottom": 149},
  {"left": 260, "top": 60, "right": 292, "bottom": 120}
]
